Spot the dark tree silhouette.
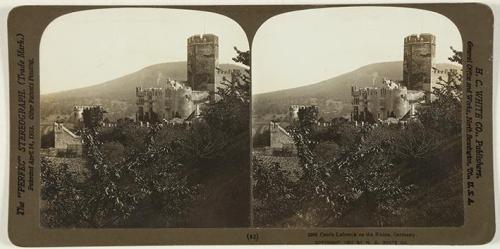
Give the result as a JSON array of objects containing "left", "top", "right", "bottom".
[{"left": 419, "top": 47, "right": 462, "bottom": 135}]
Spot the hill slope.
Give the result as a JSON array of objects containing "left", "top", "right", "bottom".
[
  {"left": 253, "top": 61, "right": 460, "bottom": 118},
  {"left": 41, "top": 62, "right": 243, "bottom": 121}
]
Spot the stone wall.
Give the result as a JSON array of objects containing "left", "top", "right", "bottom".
[
  {"left": 54, "top": 123, "right": 83, "bottom": 155},
  {"left": 269, "top": 122, "right": 294, "bottom": 150}
]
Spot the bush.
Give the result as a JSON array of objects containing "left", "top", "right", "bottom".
[{"left": 252, "top": 157, "right": 299, "bottom": 226}]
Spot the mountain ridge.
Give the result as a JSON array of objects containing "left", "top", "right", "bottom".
[
  {"left": 42, "top": 61, "right": 243, "bottom": 100},
  {"left": 253, "top": 60, "right": 461, "bottom": 117},
  {"left": 40, "top": 61, "right": 244, "bottom": 121}
]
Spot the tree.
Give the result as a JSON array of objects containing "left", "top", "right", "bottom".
[
  {"left": 286, "top": 122, "right": 413, "bottom": 226},
  {"left": 252, "top": 158, "right": 299, "bottom": 226},
  {"left": 418, "top": 47, "right": 462, "bottom": 135},
  {"left": 42, "top": 47, "right": 253, "bottom": 228},
  {"left": 203, "top": 47, "right": 250, "bottom": 136},
  {"left": 252, "top": 48, "right": 464, "bottom": 227},
  {"left": 253, "top": 129, "right": 270, "bottom": 148},
  {"left": 41, "top": 123, "right": 196, "bottom": 228}
]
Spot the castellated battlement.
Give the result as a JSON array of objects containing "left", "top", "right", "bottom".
[
  {"left": 432, "top": 67, "right": 459, "bottom": 75},
  {"left": 404, "top": 33, "right": 436, "bottom": 44},
  {"left": 136, "top": 87, "right": 165, "bottom": 97},
  {"left": 73, "top": 105, "right": 102, "bottom": 112},
  {"left": 187, "top": 34, "right": 219, "bottom": 44},
  {"left": 216, "top": 68, "right": 241, "bottom": 76}
]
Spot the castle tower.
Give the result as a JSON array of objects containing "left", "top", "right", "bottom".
[
  {"left": 187, "top": 34, "right": 219, "bottom": 92},
  {"left": 288, "top": 105, "right": 302, "bottom": 121},
  {"left": 403, "top": 33, "right": 436, "bottom": 92}
]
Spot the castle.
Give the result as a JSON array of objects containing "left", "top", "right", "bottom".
[
  {"left": 351, "top": 79, "right": 423, "bottom": 122},
  {"left": 351, "top": 33, "right": 456, "bottom": 123},
  {"left": 136, "top": 34, "right": 237, "bottom": 123},
  {"left": 136, "top": 77, "right": 208, "bottom": 122}
]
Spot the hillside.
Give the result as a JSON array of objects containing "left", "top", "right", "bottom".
[
  {"left": 253, "top": 61, "right": 461, "bottom": 118},
  {"left": 41, "top": 62, "right": 244, "bottom": 121}
]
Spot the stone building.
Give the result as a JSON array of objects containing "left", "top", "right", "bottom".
[
  {"left": 136, "top": 77, "right": 209, "bottom": 122},
  {"left": 351, "top": 79, "right": 422, "bottom": 122},
  {"left": 350, "top": 33, "right": 459, "bottom": 123},
  {"left": 403, "top": 33, "right": 436, "bottom": 92},
  {"left": 269, "top": 122, "right": 295, "bottom": 153}
]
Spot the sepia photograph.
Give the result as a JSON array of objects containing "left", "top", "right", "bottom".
[
  {"left": 39, "top": 8, "right": 251, "bottom": 228},
  {"left": 252, "top": 7, "right": 464, "bottom": 227},
  {"left": 6, "top": 3, "right": 497, "bottom": 246}
]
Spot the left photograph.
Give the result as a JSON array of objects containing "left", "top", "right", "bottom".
[{"left": 39, "top": 8, "right": 251, "bottom": 228}]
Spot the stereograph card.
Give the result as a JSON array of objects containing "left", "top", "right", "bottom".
[{"left": 7, "top": 3, "right": 495, "bottom": 246}]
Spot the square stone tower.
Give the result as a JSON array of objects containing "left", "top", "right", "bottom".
[
  {"left": 403, "top": 33, "right": 436, "bottom": 92},
  {"left": 187, "top": 34, "right": 219, "bottom": 92}
]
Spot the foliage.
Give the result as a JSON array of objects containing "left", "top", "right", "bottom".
[
  {"left": 418, "top": 47, "right": 462, "bottom": 135},
  {"left": 253, "top": 128, "right": 270, "bottom": 148},
  {"left": 253, "top": 48, "right": 463, "bottom": 227},
  {"left": 288, "top": 123, "right": 413, "bottom": 226},
  {"left": 42, "top": 47, "right": 252, "bottom": 228},
  {"left": 314, "top": 117, "right": 360, "bottom": 147},
  {"left": 41, "top": 129, "right": 55, "bottom": 148},
  {"left": 252, "top": 157, "right": 299, "bottom": 226},
  {"left": 41, "top": 124, "right": 197, "bottom": 228},
  {"left": 40, "top": 158, "right": 83, "bottom": 227},
  {"left": 392, "top": 123, "right": 444, "bottom": 168},
  {"left": 203, "top": 47, "right": 250, "bottom": 136}
]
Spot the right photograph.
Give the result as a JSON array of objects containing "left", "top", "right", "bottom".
[{"left": 251, "top": 7, "right": 463, "bottom": 227}]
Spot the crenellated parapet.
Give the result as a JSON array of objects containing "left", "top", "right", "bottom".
[
  {"left": 404, "top": 33, "right": 436, "bottom": 44},
  {"left": 187, "top": 34, "right": 219, "bottom": 44}
]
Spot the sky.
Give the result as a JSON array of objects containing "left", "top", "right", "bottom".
[
  {"left": 252, "top": 7, "right": 463, "bottom": 94},
  {"left": 40, "top": 8, "right": 249, "bottom": 94}
]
